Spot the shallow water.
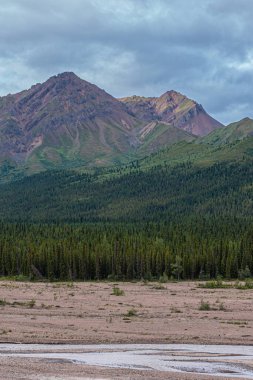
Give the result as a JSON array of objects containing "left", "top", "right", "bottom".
[{"left": 1, "top": 343, "right": 253, "bottom": 378}]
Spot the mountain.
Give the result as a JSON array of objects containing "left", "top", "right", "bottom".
[
  {"left": 119, "top": 90, "right": 223, "bottom": 136},
  {"left": 0, "top": 72, "right": 224, "bottom": 179},
  {"left": 200, "top": 117, "right": 253, "bottom": 146},
  {"left": 0, "top": 72, "right": 143, "bottom": 171},
  {"left": 1, "top": 115, "right": 251, "bottom": 222},
  {"left": 136, "top": 121, "right": 253, "bottom": 171}
]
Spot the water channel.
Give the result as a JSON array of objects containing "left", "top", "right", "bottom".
[{"left": 1, "top": 343, "right": 253, "bottom": 378}]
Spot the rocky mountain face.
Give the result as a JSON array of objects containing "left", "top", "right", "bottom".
[
  {"left": 0, "top": 72, "right": 139, "bottom": 165},
  {"left": 0, "top": 72, "right": 223, "bottom": 175},
  {"left": 119, "top": 91, "right": 223, "bottom": 136}
]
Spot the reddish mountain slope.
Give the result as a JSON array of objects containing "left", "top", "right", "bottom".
[
  {"left": 119, "top": 90, "right": 223, "bottom": 136},
  {"left": 0, "top": 73, "right": 223, "bottom": 174},
  {"left": 0, "top": 72, "right": 140, "bottom": 166}
]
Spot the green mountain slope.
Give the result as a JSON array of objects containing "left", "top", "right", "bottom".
[
  {"left": 0, "top": 159, "right": 252, "bottom": 223},
  {"left": 0, "top": 130, "right": 252, "bottom": 223},
  {"left": 134, "top": 118, "right": 253, "bottom": 171},
  {"left": 136, "top": 121, "right": 195, "bottom": 155},
  {"left": 200, "top": 117, "right": 253, "bottom": 146}
]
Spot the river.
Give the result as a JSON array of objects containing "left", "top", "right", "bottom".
[{"left": 1, "top": 343, "right": 253, "bottom": 378}]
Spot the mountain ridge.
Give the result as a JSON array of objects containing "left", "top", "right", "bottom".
[
  {"left": 0, "top": 72, "right": 225, "bottom": 178},
  {"left": 200, "top": 117, "right": 253, "bottom": 146},
  {"left": 0, "top": 72, "right": 142, "bottom": 170},
  {"left": 119, "top": 90, "right": 223, "bottom": 136}
]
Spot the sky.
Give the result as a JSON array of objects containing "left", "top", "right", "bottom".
[{"left": 0, "top": 0, "right": 253, "bottom": 124}]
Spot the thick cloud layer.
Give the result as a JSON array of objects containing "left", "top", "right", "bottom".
[{"left": 0, "top": 0, "right": 253, "bottom": 124}]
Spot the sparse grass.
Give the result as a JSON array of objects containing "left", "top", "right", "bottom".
[
  {"left": 27, "top": 299, "right": 36, "bottom": 308},
  {"left": 221, "top": 320, "right": 248, "bottom": 325},
  {"left": 171, "top": 307, "right": 182, "bottom": 313},
  {"left": 199, "top": 279, "right": 231, "bottom": 289},
  {"left": 111, "top": 286, "right": 125, "bottom": 296},
  {"left": 0, "top": 329, "right": 8, "bottom": 335},
  {"left": 108, "top": 316, "right": 112, "bottom": 323},
  {"left": 0, "top": 299, "right": 36, "bottom": 308},
  {"left": 152, "top": 284, "right": 166, "bottom": 290},
  {"left": 0, "top": 275, "right": 30, "bottom": 282},
  {"left": 200, "top": 279, "right": 253, "bottom": 290},
  {"left": 199, "top": 299, "right": 211, "bottom": 311},
  {"left": 235, "top": 280, "right": 253, "bottom": 290},
  {"left": 218, "top": 302, "right": 226, "bottom": 311},
  {"left": 125, "top": 308, "right": 137, "bottom": 317},
  {"left": 40, "top": 303, "right": 54, "bottom": 309},
  {"left": 159, "top": 272, "right": 169, "bottom": 283}
]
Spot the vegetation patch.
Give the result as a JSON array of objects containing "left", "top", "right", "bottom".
[
  {"left": 111, "top": 287, "right": 125, "bottom": 296},
  {"left": 199, "top": 279, "right": 232, "bottom": 289},
  {"left": 0, "top": 299, "right": 36, "bottom": 308},
  {"left": 199, "top": 300, "right": 211, "bottom": 311},
  {"left": 125, "top": 308, "right": 137, "bottom": 317}
]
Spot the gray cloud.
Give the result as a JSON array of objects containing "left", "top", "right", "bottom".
[{"left": 0, "top": 0, "right": 253, "bottom": 124}]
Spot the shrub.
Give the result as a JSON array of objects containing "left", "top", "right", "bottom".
[
  {"left": 159, "top": 272, "right": 169, "bottom": 283},
  {"left": 238, "top": 266, "right": 252, "bottom": 280},
  {"left": 112, "top": 287, "right": 125, "bottom": 296},
  {"left": 126, "top": 308, "right": 137, "bottom": 317},
  {"left": 199, "top": 299, "right": 211, "bottom": 311}
]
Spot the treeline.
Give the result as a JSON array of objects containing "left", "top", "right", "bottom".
[{"left": 0, "top": 220, "right": 252, "bottom": 280}]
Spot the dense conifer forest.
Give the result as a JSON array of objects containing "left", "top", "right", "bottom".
[{"left": 0, "top": 158, "right": 252, "bottom": 280}]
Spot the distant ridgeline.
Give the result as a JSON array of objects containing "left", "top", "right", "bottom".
[{"left": 0, "top": 73, "right": 252, "bottom": 280}]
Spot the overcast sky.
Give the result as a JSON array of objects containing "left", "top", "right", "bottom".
[{"left": 0, "top": 0, "right": 253, "bottom": 124}]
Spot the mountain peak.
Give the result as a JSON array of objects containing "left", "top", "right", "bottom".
[
  {"left": 47, "top": 71, "right": 83, "bottom": 86},
  {"left": 160, "top": 89, "right": 184, "bottom": 98},
  {"left": 159, "top": 90, "right": 197, "bottom": 105},
  {"left": 240, "top": 117, "right": 253, "bottom": 123},
  {"left": 57, "top": 71, "right": 77, "bottom": 77},
  {"left": 120, "top": 90, "right": 222, "bottom": 136},
  {"left": 53, "top": 71, "right": 80, "bottom": 80}
]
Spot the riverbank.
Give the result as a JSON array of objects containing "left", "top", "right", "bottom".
[
  {"left": 0, "top": 280, "right": 252, "bottom": 379},
  {"left": 0, "top": 280, "right": 252, "bottom": 345}
]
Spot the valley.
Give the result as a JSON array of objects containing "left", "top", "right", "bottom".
[
  {"left": 0, "top": 73, "right": 252, "bottom": 379},
  {"left": 2, "top": 1, "right": 253, "bottom": 379}
]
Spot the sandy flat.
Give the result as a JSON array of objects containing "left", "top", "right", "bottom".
[{"left": 0, "top": 280, "right": 252, "bottom": 379}]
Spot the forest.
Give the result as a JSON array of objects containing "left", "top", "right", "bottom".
[{"left": 0, "top": 158, "right": 252, "bottom": 281}]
